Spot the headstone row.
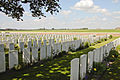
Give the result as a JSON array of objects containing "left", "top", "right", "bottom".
[
  {"left": 70, "top": 37, "right": 120, "bottom": 80},
  {"left": 0, "top": 34, "right": 111, "bottom": 73}
]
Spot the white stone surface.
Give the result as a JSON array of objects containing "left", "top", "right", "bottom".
[
  {"left": 19, "top": 42, "right": 24, "bottom": 52},
  {"left": 27, "top": 41, "right": 32, "bottom": 49},
  {"left": 70, "top": 58, "right": 79, "bottom": 80},
  {"left": 23, "top": 48, "right": 30, "bottom": 63},
  {"left": 80, "top": 54, "right": 87, "bottom": 80},
  {"left": 62, "top": 42, "right": 66, "bottom": 52},
  {"left": 33, "top": 40, "right": 37, "bottom": 48},
  {"left": 9, "top": 43, "right": 14, "bottom": 50},
  {"left": 100, "top": 47, "right": 104, "bottom": 62},
  {"left": 93, "top": 48, "right": 100, "bottom": 62},
  {"left": 32, "top": 47, "right": 38, "bottom": 62},
  {"left": 47, "top": 45, "right": 52, "bottom": 58},
  {"left": 0, "top": 52, "right": 6, "bottom": 72},
  {"left": 40, "top": 45, "right": 46, "bottom": 60},
  {"left": 9, "top": 50, "right": 18, "bottom": 69},
  {"left": 38, "top": 40, "right": 41, "bottom": 49},
  {"left": 43, "top": 40, "right": 47, "bottom": 46},
  {"left": 0, "top": 44, "right": 4, "bottom": 52},
  {"left": 88, "top": 51, "right": 93, "bottom": 73}
]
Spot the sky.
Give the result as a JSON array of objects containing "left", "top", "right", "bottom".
[{"left": 0, "top": 0, "right": 120, "bottom": 29}]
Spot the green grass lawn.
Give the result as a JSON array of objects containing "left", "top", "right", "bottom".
[
  {"left": 2, "top": 29, "right": 120, "bottom": 33},
  {"left": 0, "top": 37, "right": 118, "bottom": 80}
]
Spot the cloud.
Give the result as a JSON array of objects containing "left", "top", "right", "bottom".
[
  {"left": 24, "top": 12, "right": 31, "bottom": 16},
  {"left": 112, "top": 11, "right": 120, "bottom": 14},
  {"left": 113, "top": 0, "right": 119, "bottom": 3},
  {"left": 102, "top": 18, "right": 107, "bottom": 21},
  {"left": 72, "top": 0, "right": 109, "bottom": 14},
  {"left": 60, "top": 10, "right": 72, "bottom": 15}
]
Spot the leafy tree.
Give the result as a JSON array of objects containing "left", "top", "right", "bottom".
[{"left": 0, "top": 0, "right": 61, "bottom": 21}]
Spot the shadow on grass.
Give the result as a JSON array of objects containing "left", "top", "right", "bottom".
[{"left": 0, "top": 47, "right": 96, "bottom": 80}]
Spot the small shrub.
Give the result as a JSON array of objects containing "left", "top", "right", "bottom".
[
  {"left": 73, "top": 37, "right": 77, "bottom": 40},
  {"left": 84, "top": 42, "right": 90, "bottom": 47},
  {"left": 97, "top": 40, "right": 101, "bottom": 43},
  {"left": 90, "top": 43, "right": 95, "bottom": 46},
  {"left": 93, "top": 35, "right": 96, "bottom": 37},
  {"left": 101, "top": 38, "right": 105, "bottom": 42},
  {"left": 109, "top": 35, "right": 112, "bottom": 39},
  {"left": 104, "top": 38, "right": 107, "bottom": 41}
]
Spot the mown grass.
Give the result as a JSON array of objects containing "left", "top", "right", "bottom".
[
  {"left": 2, "top": 29, "right": 120, "bottom": 33},
  {"left": 0, "top": 37, "right": 119, "bottom": 80}
]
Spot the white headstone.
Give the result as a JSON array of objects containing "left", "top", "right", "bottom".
[
  {"left": 0, "top": 52, "right": 6, "bottom": 72},
  {"left": 9, "top": 43, "right": 14, "bottom": 50},
  {"left": 19, "top": 42, "right": 24, "bottom": 52},
  {"left": 40, "top": 45, "right": 46, "bottom": 60},
  {"left": 57, "top": 43, "right": 61, "bottom": 54},
  {"left": 80, "top": 54, "right": 87, "bottom": 80},
  {"left": 33, "top": 40, "right": 37, "bottom": 48},
  {"left": 93, "top": 48, "right": 100, "bottom": 62},
  {"left": 100, "top": 47, "right": 104, "bottom": 62},
  {"left": 43, "top": 40, "right": 47, "bottom": 46},
  {"left": 38, "top": 40, "right": 41, "bottom": 49},
  {"left": 0, "top": 44, "right": 4, "bottom": 52},
  {"left": 62, "top": 42, "right": 66, "bottom": 52},
  {"left": 27, "top": 41, "right": 32, "bottom": 49},
  {"left": 23, "top": 48, "right": 30, "bottom": 63},
  {"left": 32, "top": 47, "right": 38, "bottom": 62},
  {"left": 70, "top": 58, "right": 79, "bottom": 80},
  {"left": 9, "top": 50, "right": 18, "bottom": 69},
  {"left": 88, "top": 51, "right": 93, "bottom": 73},
  {"left": 47, "top": 45, "right": 52, "bottom": 58}
]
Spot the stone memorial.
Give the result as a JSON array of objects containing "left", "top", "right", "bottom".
[{"left": 9, "top": 50, "right": 18, "bottom": 69}]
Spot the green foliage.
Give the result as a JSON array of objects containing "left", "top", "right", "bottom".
[
  {"left": 109, "top": 35, "right": 113, "bottom": 39},
  {"left": 106, "top": 50, "right": 119, "bottom": 62},
  {"left": 73, "top": 37, "right": 77, "bottom": 40},
  {"left": 104, "top": 38, "right": 107, "bottom": 41},
  {"left": 101, "top": 38, "right": 105, "bottom": 42},
  {"left": 100, "top": 51, "right": 120, "bottom": 80},
  {"left": 116, "top": 45, "right": 120, "bottom": 51},
  {"left": 84, "top": 42, "right": 90, "bottom": 48},
  {"left": 93, "top": 35, "right": 96, "bottom": 37},
  {"left": 93, "top": 62, "right": 107, "bottom": 75},
  {"left": 91, "top": 43, "right": 95, "bottom": 46},
  {"left": 0, "top": 0, "right": 61, "bottom": 20},
  {"left": 96, "top": 40, "right": 101, "bottom": 43},
  {"left": 14, "top": 44, "right": 19, "bottom": 50}
]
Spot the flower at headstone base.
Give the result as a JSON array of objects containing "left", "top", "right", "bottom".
[
  {"left": 94, "top": 68, "right": 97, "bottom": 71},
  {"left": 112, "top": 55, "right": 115, "bottom": 58},
  {"left": 107, "top": 63, "right": 110, "bottom": 67},
  {"left": 109, "top": 62, "right": 113, "bottom": 65},
  {"left": 85, "top": 75, "right": 88, "bottom": 80}
]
